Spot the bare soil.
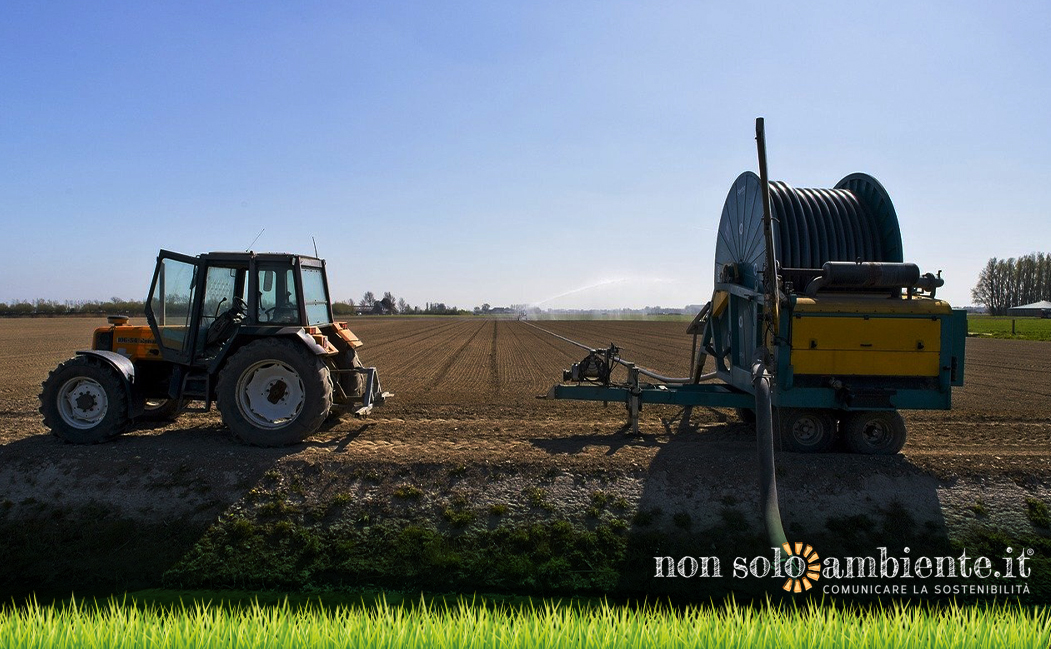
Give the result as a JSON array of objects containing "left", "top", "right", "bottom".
[
  {"left": 2, "top": 317, "right": 1050, "bottom": 597},
  {"left": 6, "top": 317, "right": 1047, "bottom": 475}
]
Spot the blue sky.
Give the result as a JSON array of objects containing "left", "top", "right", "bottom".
[{"left": 1, "top": 1, "right": 1048, "bottom": 309}]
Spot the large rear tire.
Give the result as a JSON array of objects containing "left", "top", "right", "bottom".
[
  {"left": 216, "top": 338, "right": 332, "bottom": 447},
  {"left": 40, "top": 356, "right": 130, "bottom": 444},
  {"left": 842, "top": 410, "right": 907, "bottom": 455}
]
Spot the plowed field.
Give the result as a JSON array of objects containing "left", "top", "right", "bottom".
[{"left": 0, "top": 317, "right": 1049, "bottom": 480}]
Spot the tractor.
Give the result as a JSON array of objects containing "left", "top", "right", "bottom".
[{"left": 40, "top": 250, "right": 390, "bottom": 446}]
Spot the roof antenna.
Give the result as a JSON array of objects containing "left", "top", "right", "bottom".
[
  {"left": 312, "top": 236, "right": 319, "bottom": 258},
  {"left": 246, "top": 228, "right": 265, "bottom": 251}
]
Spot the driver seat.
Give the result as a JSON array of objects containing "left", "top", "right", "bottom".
[{"left": 205, "top": 297, "right": 246, "bottom": 349}]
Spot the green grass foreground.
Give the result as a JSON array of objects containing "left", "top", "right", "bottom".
[{"left": 1, "top": 596, "right": 1049, "bottom": 649}]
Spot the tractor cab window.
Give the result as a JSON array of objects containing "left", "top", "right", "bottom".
[
  {"left": 257, "top": 265, "right": 300, "bottom": 324},
  {"left": 197, "top": 265, "right": 248, "bottom": 353},
  {"left": 149, "top": 257, "right": 198, "bottom": 354},
  {"left": 301, "top": 266, "right": 331, "bottom": 325}
]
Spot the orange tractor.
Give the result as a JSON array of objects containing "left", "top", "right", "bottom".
[{"left": 40, "top": 250, "right": 390, "bottom": 446}]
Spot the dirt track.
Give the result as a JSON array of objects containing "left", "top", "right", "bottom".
[{"left": 1, "top": 316, "right": 1049, "bottom": 479}]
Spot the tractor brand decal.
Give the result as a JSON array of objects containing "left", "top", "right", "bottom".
[
  {"left": 654, "top": 543, "right": 1034, "bottom": 597},
  {"left": 116, "top": 337, "right": 155, "bottom": 345}
]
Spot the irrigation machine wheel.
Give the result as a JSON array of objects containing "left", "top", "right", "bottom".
[
  {"left": 735, "top": 407, "right": 757, "bottom": 424},
  {"left": 842, "top": 410, "right": 907, "bottom": 455},
  {"left": 777, "top": 408, "right": 837, "bottom": 453}
]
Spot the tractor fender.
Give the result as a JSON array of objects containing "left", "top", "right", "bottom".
[
  {"left": 74, "top": 350, "right": 145, "bottom": 417},
  {"left": 276, "top": 327, "right": 329, "bottom": 356},
  {"left": 205, "top": 327, "right": 330, "bottom": 375},
  {"left": 76, "top": 350, "right": 135, "bottom": 384}
]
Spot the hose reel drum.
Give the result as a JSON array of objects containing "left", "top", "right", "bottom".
[{"left": 713, "top": 171, "right": 940, "bottom": 297}]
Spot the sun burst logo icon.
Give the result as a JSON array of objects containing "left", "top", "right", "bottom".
[{"left": 781, "top": 542, "right": 821, "bottom": 593}]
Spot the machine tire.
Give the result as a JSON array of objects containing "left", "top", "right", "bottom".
[
  {"left": 137, "top": 398, "right": 185, "bottom": 422},
  {"left": 40, "top": 356, "right": 130, "bottom": 444},
  {"left": 842, "top": 410, "right": 907, "bottom": 455},
  {"left": 735, "top": 407, "right": 756, "bottom": 424},
  {"left": 777, "top": 408, "right": 836, "bottom": 453},
  {"left": 216, "top": 338, "right": 332, "bottom": 447}
]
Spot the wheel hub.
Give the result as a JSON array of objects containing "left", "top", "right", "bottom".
[
  {"left": 74, "top": 392, "right": 97, "bottom": 412},
  {"left": 792, "top": 417, "right": 819, "bottom": 442},
  {"left": 236, "top": 361, "right": 305, "bottom": 429},
  {"left": 57, "top": 377, "right": 109, "bottom": 429},
  {"left": 266, "top": 380, "right": 288, "bottom": 404},
  {"left": 863, "top": 421, "right": 890, "bottom": 445}
]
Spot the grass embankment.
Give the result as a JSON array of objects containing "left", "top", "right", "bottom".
[
  {"left": 1, "top": 595, "right": 1048, "bottom": 649},
  {"left": 968, "top": 316, "right": 1051, "bottom": 341}
]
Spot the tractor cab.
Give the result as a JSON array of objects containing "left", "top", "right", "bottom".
[{"left": 145, "top": 250, "right": 335, "bottom": 365}]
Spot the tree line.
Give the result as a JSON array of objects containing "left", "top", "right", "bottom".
[
  {"left": 0, "top": 293, "right": 473, "bottom": 317},
  {"left": 332, "top": 291, "right": 470, "bottom": 316},
  {"left": 0, "top": 298, "right": 146, "bottom": 317},
  {"left": 971, "top": 252, "right": 1051, "bottom": 315}
]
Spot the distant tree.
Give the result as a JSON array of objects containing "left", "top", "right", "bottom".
[
  {"left": 972, "top": 253, "right": 1051, "bottom": 314},
  {"left": 396, "top": 298, "right": 410, "bottom": 314},
  {"left": 481, "top": 303, "right": 491, "bottom": 314},
  {"left": 332, "top": 301, "right": 357, "bottom": 316},
  {"left": 359, "top": 291, "right": 376, "bottom": 311}
]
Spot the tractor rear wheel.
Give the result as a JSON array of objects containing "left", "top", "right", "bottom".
[
  {"left": 842, "top": 410, "right": 907, "bottom": 455},
  {"left": 216, "top": 338, "right": 332, "bottom": 446},
  {"left": 777, "top": 408, "right": 836, "bottom": 453},
  {"left": 40, "top": 356, "right": 130, "bottom": 444}
]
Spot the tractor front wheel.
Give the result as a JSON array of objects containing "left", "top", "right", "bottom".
[
  {"left": 216, "top": 338, "right": 332, "bottom": 446},
  {"left": 40, "top": 356, "right": 130, "bottom": 444}
]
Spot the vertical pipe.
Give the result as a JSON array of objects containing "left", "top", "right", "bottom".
[
  {"left": 756, "top": 118, "right": 780, "bottom": 345},
  {"left": 754, "top": 118, "right": 788, "bottom": 551},
  {"left": 753, "top": 357, "right": 788, "bottom": 549}
]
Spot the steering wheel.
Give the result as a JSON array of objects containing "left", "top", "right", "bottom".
[{"left": 262, "top": 303, "right": 299, "bottom": 324}]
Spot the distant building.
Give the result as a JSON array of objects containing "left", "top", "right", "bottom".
[
  {"left": 370, "top": 297, "right": 396, "bottom": 315},
  {"left": 1007, "top": 300, "right": 1051, "bottom": 317}
]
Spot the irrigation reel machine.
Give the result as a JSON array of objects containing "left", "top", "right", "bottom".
[
  {"left": 535, "top": 118, "right": 968, "bottom": 551},
  {"left": 539, "top": 119, "right": 967, "bottom": 457}
]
